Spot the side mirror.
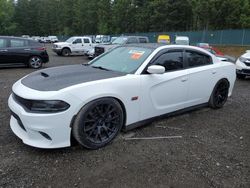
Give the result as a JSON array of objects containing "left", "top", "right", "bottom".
[
  {"left": 72, "top": 41, "right": 77, "bottom": 44},
  {"left": 147, "top": 65, "right": 165, "bottom": 74}
]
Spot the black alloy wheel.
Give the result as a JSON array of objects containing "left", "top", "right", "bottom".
[
  {"left": 73, "top": 98, "right": 124, "bottom": 149},
  {"left": 209, "top": 80, "right": 229, "bottom": 109}
]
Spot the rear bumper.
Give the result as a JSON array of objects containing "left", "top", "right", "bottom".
[{"left": 41, "top": 54, "right": 49, "bottom": 63}]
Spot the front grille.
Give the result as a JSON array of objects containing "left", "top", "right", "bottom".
[
  {"left": 242, "top": 69, "right": 250, "bottom": 74},
  {"left": 13, "top": 93, "right": 32, "bottom": 111},
  {"left": 95, "top": 47, "right": 105, "bottom": 56},
  {"left": 11, "top": 110, "right": 26, "bottom": 131},
  {"left": 244, "top": 62, "right": 250, "bottom": 66}
]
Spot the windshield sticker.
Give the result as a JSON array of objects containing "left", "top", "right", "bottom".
[{"left": 129, "top": 50, "right": 145, "bottom": 60}]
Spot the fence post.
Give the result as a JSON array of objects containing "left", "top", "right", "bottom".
[
  {"left": 241, "top": 29, "right": 245, "bottom": 46},
  {"left": 219, "top": 30, "right": 223, "bottom": 45}
]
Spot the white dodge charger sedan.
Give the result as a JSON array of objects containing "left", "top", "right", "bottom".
[{"left": 8, "top": 44, "right": 236, "bottom": 149}]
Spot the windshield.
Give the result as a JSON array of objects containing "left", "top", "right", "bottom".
[
  {"left": 65, "top": 37, "right": 75, "bottom": 43},
  {"left": 176, "top": 40, "right": 189, "bottom": 45},
  {"left": 112, "top": 37, "right": 128, "bottom": 45},
  {"left": 90, "top": 46, "right": 153, "bottom": 73}
]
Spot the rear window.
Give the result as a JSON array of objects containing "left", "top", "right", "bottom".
[
  {"left": 90, "top": 46, "right": 153, "bottom": 73},
  {"left": 186, "top": 50, "right": 212, "bottom": 67},
  {"left": 10, "top": 39, "right": 28, "bottom": 47},
  {"left": 83, "top": 38, "right": 90, "bottom": 43},
  {"left": 29, "top": 40, "right": 41, "bottom": 47}
]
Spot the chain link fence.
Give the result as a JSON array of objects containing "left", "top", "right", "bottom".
[
  {"left": 57, "top": 29, "right": 250, "bottom": 46},
  {"left": 124, "top": 29, "right": 250, "bottom": 45}
]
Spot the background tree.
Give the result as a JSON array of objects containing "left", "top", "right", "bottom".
[{"left": 0, "top": 0, "right": 250, "bottom": 36}]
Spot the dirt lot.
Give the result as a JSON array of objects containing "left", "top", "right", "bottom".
[{"left": 0, "top": 45, "right": 249, "bottom": 188}]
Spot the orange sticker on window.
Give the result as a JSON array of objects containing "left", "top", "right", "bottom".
[
  {"left": 129, "top": 50, "right": 145, "bottom": 60},
  {"left": 131, "top": 53, "right": 143, "bottom": 59}
]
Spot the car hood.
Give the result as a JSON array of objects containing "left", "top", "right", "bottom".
[
  {"left": 54, "top": 42, "right": 69, "bottom": 46},
  {"left": 21, "top": 65, "right": 126, "bottom": 91},
  {"left": 241, "top": 52, "right": 250, "bottom": 59}
]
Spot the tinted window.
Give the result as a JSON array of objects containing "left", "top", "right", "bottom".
[
  {"left": 139, "top": 38, "right": 147, "bottom": 43},
  {"left": 154, "top": 51, "right": 184, "bottom": 71},
  {"left": 127, "top": 37, "right": 138, "bottom": 44},
  {"left": 74, "top": 38, "right": 82, "bottom": 44},
  {"left": 10, "top": 39, "right": 27, "bottom": 47},
  {"left": 0, "top": 39, "right": 7, "bottom": 48},
  {"left": 186, "top": 51, "right": 212, "bottom": 67},
  {"left": 83, "top": 38, "right": 90, "bottom": 43},
  {"left": 29, "top": 40, "right": 40, "bottom": 46}
]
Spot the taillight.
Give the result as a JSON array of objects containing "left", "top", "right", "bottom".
[{"left": 35, "top": 47, "right": 46, "bottom": 51}]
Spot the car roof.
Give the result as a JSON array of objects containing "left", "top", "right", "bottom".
[
  {"left": 123, "top": 44, "right": 216, "bottom": 56},
  {"left": 124, "top": 43, "right": 165, "bottom": 49},
  {"left": 119, "top": 36, "right": 149, "bottom": 38}
]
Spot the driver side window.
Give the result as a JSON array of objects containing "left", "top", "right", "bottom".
[{"left": 153, "top": 50, "right": 184, "bottom": 72}]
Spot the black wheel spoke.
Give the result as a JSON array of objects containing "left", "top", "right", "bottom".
[
  {"left": 82, "top": 101, "right": 122, "bottom": 144},
  {"left": 214, "top": 82, "right": 229, "bottom": 106},
  {"left": 84, "top": 122, "right": 97, "bottom": 132}
]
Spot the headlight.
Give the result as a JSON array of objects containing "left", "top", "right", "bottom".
[
  {"left": 30, "top": 100, "right": 70, "bottom": 112},
  {"left": 13, "top": 93, "right": 70, "bottom": 113},
  {"left": 239, "top": 56, "right": 247, "bottom": 63}
]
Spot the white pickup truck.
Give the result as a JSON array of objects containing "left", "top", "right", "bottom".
[{"left": 52, "top": 36, "right": 93, "bottom": 56}]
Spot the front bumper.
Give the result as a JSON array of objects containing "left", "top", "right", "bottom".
[
  {"left": 236, "top": 59, "right": 250, "bottom": 75},
  {"left": 52, "top": 48, "right": 62, "bottom": 54},
  {"left": 8, "top": 94, "right": 72, "bottom": 148},
  {"left": 236, "top": 69, "right": 250, "bottom": 76}
]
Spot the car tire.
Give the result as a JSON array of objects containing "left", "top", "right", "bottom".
[
  {"left": 28, "top": 56, "right": 43, "bottom": 69},
  {"left": 209, "top": 79, "right": 229, "bottom": 109},
  {"left": 237, "top": 73, "right": 246, "bottom": 79},
  {"left": 72, "top": 98, "right": 124, "bottom": 149},
  {"left": 62, "top": 48, "right": 71, "bottom": 56}
]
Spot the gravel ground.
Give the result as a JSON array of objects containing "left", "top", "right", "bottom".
[{"left": 0, "top": 45, "right": 249, "bottom": 188}]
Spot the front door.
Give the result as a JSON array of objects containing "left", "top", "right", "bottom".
[{"left": 140, "top": 50, "right": 189, "bottom": 120}]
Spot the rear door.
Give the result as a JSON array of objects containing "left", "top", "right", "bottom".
[
  {"left": 7, "top": 38, "right": 30, "bottom": 64},
  {"left": 0, "top": 38, "right": 9, "bottom": 64},
  {"left": 82, "top": 37, "right": 92, "bottom": 53},
  {"left": 185, "top": 50, "right": 218, "bottom": 105}
]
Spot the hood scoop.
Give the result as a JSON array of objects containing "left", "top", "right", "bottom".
[{"left": 40, "top": 72, "right": 49, "bottom": 78}]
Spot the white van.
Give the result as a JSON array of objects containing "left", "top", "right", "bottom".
[{"left": 175, "top": 36, "right": 189, "bottom": 45}]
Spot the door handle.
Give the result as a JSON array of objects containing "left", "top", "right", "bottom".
[
  {"left": 24, "top": 48, "right": 31, "bottom": 51},
  {"left": 0, "top": 49, "right": 8, "bottom": 52},
  {"left": 212, "top": 71, "right": 217, "bottom": 74},
  {"left": 181, "top": 77, "right": 188, "bottom": 82}
]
